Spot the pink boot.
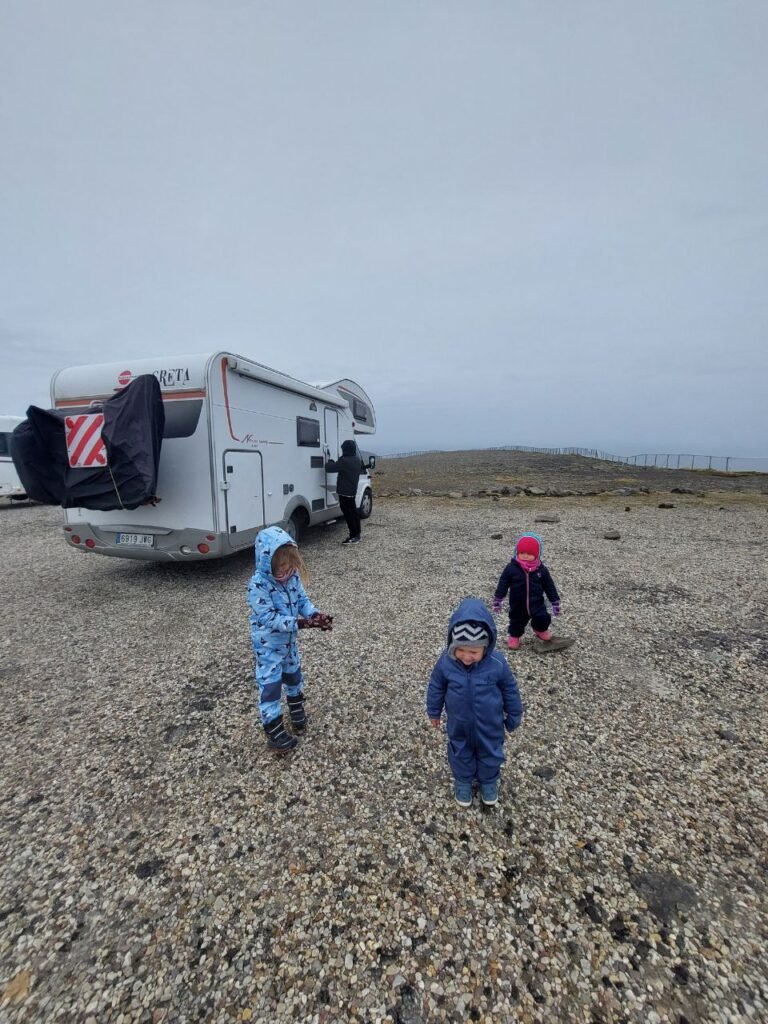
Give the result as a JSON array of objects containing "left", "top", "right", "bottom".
[
  {"left": 507, "top": 636, "right": 521, "bottom": 650},
  {"left": 533, "top": 629, "right": 552, "bottom": 641}
]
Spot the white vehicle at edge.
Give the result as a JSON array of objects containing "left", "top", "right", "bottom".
[
  {"left": 52, "top": 353, "right": 376, "bottom": 561},
  {"left": 0, "top": 416, "right": 27, "bottom": 500}
]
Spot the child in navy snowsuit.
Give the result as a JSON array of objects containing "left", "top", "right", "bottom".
[
  {"left": 247, "top": 526, "right": 332, "bottom": 752},
  {"left": 427, "top": 597, "right": 524, "bottom": 808},
  {"left": 493, "top": 533, "right": 561, "bottom": 649}
]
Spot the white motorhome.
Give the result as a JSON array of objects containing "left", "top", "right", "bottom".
[
  {"left": 50, "top": 353, "right": 376, "bottom": 560},
  {"left": 0, "top": 416, "right": 27, "bottom": 501}
]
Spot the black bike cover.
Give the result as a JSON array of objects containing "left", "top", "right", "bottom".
[{"left": 10, "top": 374, "right": 165, "bottom": 510}]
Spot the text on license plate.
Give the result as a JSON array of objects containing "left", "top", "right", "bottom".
[{"left": 116, "top": 533, "right": 154, "bottom": 547}]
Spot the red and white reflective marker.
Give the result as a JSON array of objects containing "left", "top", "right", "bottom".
[
  {"left": 118, "top": 369, "right": 132, "bottom": 388},
  {"left": 65, "top": 413, "right": 107, "bottom": 468}
]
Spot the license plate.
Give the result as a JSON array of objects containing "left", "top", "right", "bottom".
[{"left": 116, "top": 533, "right": 154, "bottom": 547}]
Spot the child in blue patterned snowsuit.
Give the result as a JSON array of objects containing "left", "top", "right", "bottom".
[
  {"left": 248, "top": 526, "right": 331, "bottom": 752},
  {"left": 427, "top": 597, "right": 524, "bottom": 808}
]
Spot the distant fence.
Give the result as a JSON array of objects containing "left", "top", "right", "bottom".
[{"left": 384, "top": 445, "right": 768, "bottom": 473}]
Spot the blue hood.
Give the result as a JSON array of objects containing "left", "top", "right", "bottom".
[
  {"left": 446, "top": 597, "right": 497, "bottom": 654},
  {"left": 254, "top": 525, "right": 296, "bottom": 577}
]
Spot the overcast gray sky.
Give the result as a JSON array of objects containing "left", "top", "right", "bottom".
[{"left": 1, "top": 1, "right": 766, "bottom": 457}]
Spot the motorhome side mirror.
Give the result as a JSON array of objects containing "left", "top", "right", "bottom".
[{"left": 367, "top": 456, "right": 376, "bottom": 470}]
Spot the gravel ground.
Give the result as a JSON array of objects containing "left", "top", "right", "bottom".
[{"left": 1, "top": 491, "right": 767, "bottom": 1024}]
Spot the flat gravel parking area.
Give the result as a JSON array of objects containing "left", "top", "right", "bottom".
[{"left": 1, "top": 494, "right": 767, "bottom": 1023}]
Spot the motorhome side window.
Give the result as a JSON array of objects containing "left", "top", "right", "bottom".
[
  {"left": 163, "top": 399, "right": 203, "bottom": 438},
  {"left": 0, "top": 433, "right": 10, "bottom": 457},
  {"left": 352, "top": 399, "right": 369, "bottom": 423},
  {"left": 50, "top": 400, "right": 203, "bottom": 439},
  {"left": 296, "top": 416, "right": 320, "bottom": 447},
  {"left": 337, "top": 387, "right": 370, "bottom": 425}
]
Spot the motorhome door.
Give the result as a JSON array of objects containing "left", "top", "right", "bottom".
[
  {"left": 324, "top": 409, "right": 339, "bottom": 509},
  {"left": 224, "top": 450, "right": 265, "bottom": 544}
]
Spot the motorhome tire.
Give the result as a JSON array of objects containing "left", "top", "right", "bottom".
[
  {"left": 286, "top": 511, "right": 306, "bottom": 543},
  {"left": 359, "top": 489, "right": 373, "bottom": 519}
]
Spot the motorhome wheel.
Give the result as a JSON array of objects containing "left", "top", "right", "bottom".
[
  {"left": 359, "top": 488, "right": 373, "bottom": 519},
  {"left": 286, "top": 511, "right": 307, "bottom": 542}
]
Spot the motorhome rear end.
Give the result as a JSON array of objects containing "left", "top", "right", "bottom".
[
  {"left": 0, "top": 416, "right": 27, "bottom": 500},
  {"left": 50, "top": 352, "right": 375, "bottom": 560}
]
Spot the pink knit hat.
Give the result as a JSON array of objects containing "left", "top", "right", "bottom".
[{"left": 516, "top": 535, "right": 541, "bottom": 559}]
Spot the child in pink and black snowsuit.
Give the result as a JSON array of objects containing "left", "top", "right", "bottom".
[{"left": 492, "top": 533, "right": 561, "bottom": 649}]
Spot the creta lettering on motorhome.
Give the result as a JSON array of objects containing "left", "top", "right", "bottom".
[
  {"left": 154, "top": 368, "right": 191, "bottom": 387},
  {"left": 116, "top": 368, "right": 192, "bottom": 390}
]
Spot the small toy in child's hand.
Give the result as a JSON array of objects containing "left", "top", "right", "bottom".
[
  {"left": 298, "top": 613, "right": 333, "bottom": 630},
  {"left": 305, "top": 612, "right": 333, "bottom": 631},
  {"left": 491, "top": 598, "right": 502, "bottom": 613},
  {"left": 551, "top": 601, "right": 561, "bottom": 617}
]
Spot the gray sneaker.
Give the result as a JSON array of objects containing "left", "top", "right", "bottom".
[{"left": 349, "top": 536, "right": 361, "bottom": 544}]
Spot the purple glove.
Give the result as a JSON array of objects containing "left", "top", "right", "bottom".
[
  {"left": 492, "top": 598, "right": 502, "bottom": 613},
  {"left": 551, "top": 601, "right": 561, "bottom": 617}
]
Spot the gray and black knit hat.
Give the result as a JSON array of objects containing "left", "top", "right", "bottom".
[{"left": 449, "top": 621, "right": 490, "bottom": 657}]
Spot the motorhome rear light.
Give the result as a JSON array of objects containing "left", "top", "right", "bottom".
[
  {"left": 71, "top": 535, "right": 81, "bottom": 544},
  {"left": 206, "top": 534, "right": 215, "bottom": 541},
  {"left": 85, "top": 539, "right": 96, "bottom": 549},
  {"left": 197, "top": 543, "right": 210, "bottom": 554},
  {"left": 64, "top": 526, "right": 72, "bottom": 532},
  {"left": 180, "top": 545, "right": 192, "bottom": 554}
]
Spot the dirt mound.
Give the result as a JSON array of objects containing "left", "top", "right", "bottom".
[{"left": 376, "top": 449, "right": 768, "bottom": 496}]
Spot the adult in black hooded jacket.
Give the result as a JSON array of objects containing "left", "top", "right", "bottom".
[{"left": 325, "top": 440, "right": 365, "bottom": 544}]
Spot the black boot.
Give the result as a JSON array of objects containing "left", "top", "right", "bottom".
[
  {"left": 263, "top": 715, "right": 298, "bottom": 753},
  {"left": 286, "top": 692, "right": 307, "bottom": 733}
]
